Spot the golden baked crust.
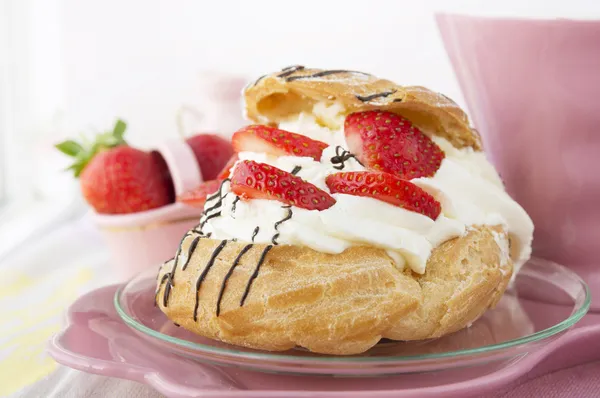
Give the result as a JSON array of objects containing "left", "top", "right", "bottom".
[
  {"left": 156, "top": 226, "right": 512, "bottom": 355},
  {"left": 244, "top": 66, "right": 481, "bottom": 150},
  {"left": 385, "top": 225, "right": 512, "bottom": 341}
]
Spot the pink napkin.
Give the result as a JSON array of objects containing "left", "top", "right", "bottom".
[{"left": 492, "top": 361, "right": 600, "bottom": 398}]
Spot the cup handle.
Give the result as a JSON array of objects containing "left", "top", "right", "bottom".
[{"left": 156, "top": 140, "right": 203, "bottom": 197}]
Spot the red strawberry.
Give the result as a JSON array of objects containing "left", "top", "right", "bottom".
[
  {"left": 230, "top": 160, "right": 335, "bottom": 210},
  {"left": 79, "top": 146, "right": 174, "bottom": 214},
  {"left": 344, "top": 111, "right": 444, "bottom": 179},
  {"left": 325, "top": 171, "right": 441, "bottom": 219},
  {"left": 177, "top": 179, "right": 221, "bottom": 208},
  {"left": 232, "top": 125, "right": 328, "bottom": 160},
  {"left": 217, "top": 154, "right": 239, "bottom": 180},
  {"left": 56, "top": 119, "right": 175, "bottom": 214},
  {"left": 186, "top": 134, "right": 234, "bottom": 180}
]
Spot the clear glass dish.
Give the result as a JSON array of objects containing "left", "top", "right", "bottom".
[{"left": 115, "top": 257, "right": 590, "bottom": 376}]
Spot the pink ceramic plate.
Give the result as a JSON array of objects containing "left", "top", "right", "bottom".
[{"left": 48, "top": 258, "right": 600, "bottom": 397}]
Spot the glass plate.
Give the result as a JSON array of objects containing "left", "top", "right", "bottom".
[{"left": 115, "top": 257, "right": 590, "bottom": 376}]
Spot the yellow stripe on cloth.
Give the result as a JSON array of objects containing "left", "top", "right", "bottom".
[{"left": 0, "top": 267, "right": 94, "bottom": 396}]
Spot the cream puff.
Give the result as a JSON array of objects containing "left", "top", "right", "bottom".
[{"left": 155, "top": 66, "right": 534, "bottom": 355}]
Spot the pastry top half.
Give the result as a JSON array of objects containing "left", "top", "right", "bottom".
[
  {"left": 245, "top": 66, "right": 481, "bottom": 150},
  {"left": 155, "top": 66, "right": 534, "bottom": 355}
]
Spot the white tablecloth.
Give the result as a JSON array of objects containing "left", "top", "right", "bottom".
[
  {"left": 9, "top": 367, "right": 164, "bottom": 398},
  {"left": 0, "top": 215, "right": 137, "bottom": 397}
]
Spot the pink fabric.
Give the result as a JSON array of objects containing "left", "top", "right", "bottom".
[{"left": 492, "top": 361, "right": 600, "bottom": 398}]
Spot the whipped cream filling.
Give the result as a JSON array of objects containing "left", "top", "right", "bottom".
[{"left": 202, "top": 103, "right": 534, "bottom": 275}]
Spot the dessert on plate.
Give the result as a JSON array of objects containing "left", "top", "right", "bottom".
[{"left": 155, "top": 66, "right": 534, "bottom": 355}]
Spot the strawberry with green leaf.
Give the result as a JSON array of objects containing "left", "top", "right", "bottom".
[
  {"left": 56, "top": 119, "right": 175, "bottom": 214},
  {"left": 56, "top": 119, "right": 129, "bottom": 177}
]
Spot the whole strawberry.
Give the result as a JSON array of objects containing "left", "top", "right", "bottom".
[
  {"left": 186, "top": 134, "right": 234, "bottom": 180},
  {"left": 56, "top": 120, "right": 174, "bottom": 214}
]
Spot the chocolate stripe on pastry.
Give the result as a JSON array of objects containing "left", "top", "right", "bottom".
[
  {"left": 252, "top": 74, "right": 267, "bottom": 87},
  {"left": 271, "top": 206, "right": 293, "bottom": 245},
  {"left": 286, "top": 69, "right": 371, "bottom": 82},
  {"left": 159, "top": 231, "right": 195, "bottom": 307},
  {"left": 216, "top": 243, "right": 253, "bottom": 316},
  {"left": 193, "top": 240, "right": 228, "bottom": 322},
  {"left": 356, "top": 90, "right": 397, "bottom": 102},
  {"left": 439, "top": 92, "right": 457, "bottom": 104},
  {"left": 240, "top": 245, "right": 273, "bottom": 306},
  {"left": 182, "top": 236, "right": 201, "bottom": 270},
  {"left": 277, "top": 65, "right": 305, "bottom": 78},
  {"left": 155, "top": 273, "right": 170, "bottom": 307},
  {"left": 157, "top": 259, "right": 173, "bottom": 281},
  {"left": 280, "top": 64, "right": 305, "bottom": 72}
]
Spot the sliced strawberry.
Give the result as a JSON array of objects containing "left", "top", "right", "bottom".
[
  {"left": 231, "top": 160, "right": 335, "bottom": 210},
  {"left": 217, "top": 154, "right": 239, "bottom": 180},
  {"left": 325, "top": 171, "right": 441, "bottom": 219},
  {"left": 177, "top": 180, "right": 222, "bottom": 208},
  {"left": 344, "top": 111, "right": 444, "bottom": 179},
  {"left": 232, "top": 125, "right": 328, "bottom": 160}
]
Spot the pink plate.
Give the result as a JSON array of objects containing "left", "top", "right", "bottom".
[{"left": 48, "top": 258, "right": 600, "bottom": 398}]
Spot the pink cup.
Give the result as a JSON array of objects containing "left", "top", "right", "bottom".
[
  {"left": 93, "top": 140, "right": 203, "bottom": 280},
  {"left": 437, "top": 14, "right": 600, "bottom": 309}
]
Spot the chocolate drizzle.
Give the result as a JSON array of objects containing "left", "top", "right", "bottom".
[
  {"left": 216, "top": 243, "right": 253, "bottom": 316},
  {"left": 240, "top": 245, "right": 273, "bottom": 306},
  {"left": 159, "top": 232, "right": 193, "bottom": 307},
  {"left": 197, "top": 178, "right": 230, "bottom": 231},
  {"left": 330, "top": 146, "right": 363, "bottom": 170},
  {"left": 231, "top": 196, "right": 240, "bottom": 215},
  {"left": 251, "top": 226, "right": 260, "bottom": 242},
  {"left": 203, "top": 179, "right": 230, "bottom": 213},
  {"left": 271, "top": 206, "right": 293, "bottom": 245},
  {"left": 204, "top": 195, "right": 228, "bottom": 214},
  {"left": 252, "top": 74, "right": 267, "bottom": 87},
  {"left": 193, "top": 240, "right": 228, "bottom": 322},
  {"left": 277, "top": 65, "right": 305, "bottom": 78},
  {"left": 286, "top": 69, "right": 371, "bottom": 82},
  {"left": 200, "top": 212, "right": 221, "bottom": 229},
  {"left": 182, "top": 236, "right": 200, "bottom": 271},
  {"left": 439, "top": 92, "right": 457, "bottom": 105},
  {"left": 291, "top": 165, "right": 302, "bottom": 175},
  {"left": 356, "top": 90, "right": 397, "bottom": 103},
  {"left": 155, "top": 273, "right": 170, "bottom": 307}
]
